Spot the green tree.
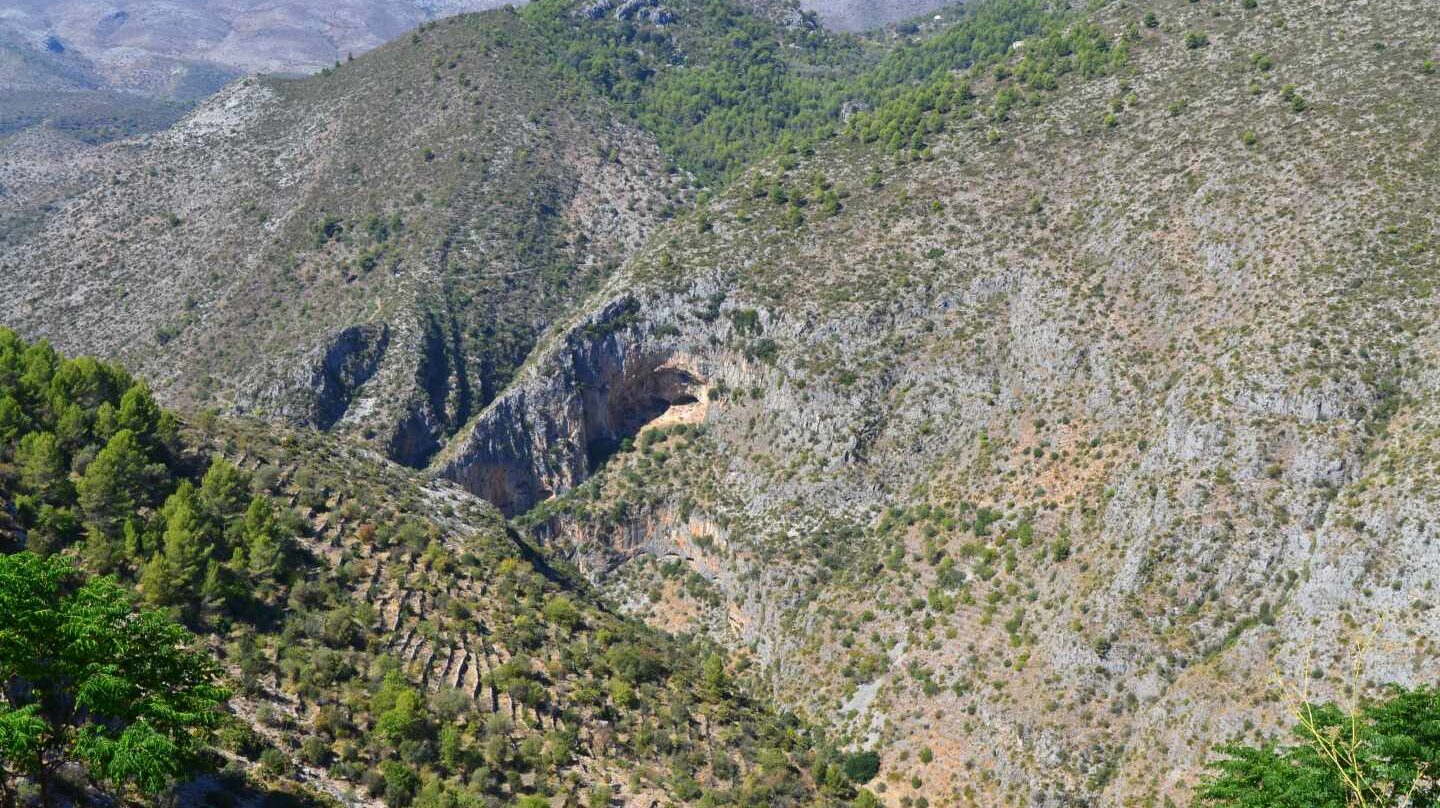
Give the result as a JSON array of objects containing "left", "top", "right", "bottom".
[
  {"left": 76, "top": 429, "right": 154, "bottom": 536},
  {"left": 0, "top": 703, "right": 45, "bottom": 808},
  {"left": 381, "top": 760, "right": 420, "bottom": 807},
  {"left": 1200, "top": 685, "right": 1440, "bottom": 807},
  {"left": 842, "top": 750, "right": 880, "bottom": 784},
  {"left": 116, "top": 382, "right": 161, "bottom": 438},
  {"left": 542, "top": 595, "right": 581, "bottom": 631},
  {"left": 374, "top": 673, "right": 427, "bottom": 746},
  {"left": 701, "top": 652, "right": 729, "bottom": 701},
  {"left": 242, "top": 495, "right": 285, "bottom": 584},
  {"left": 141, "top": 483, "right": 212, "bottom": 606},
  {"left": 16, "top": 432, "right": 67, "bottom": 503},
  {"left": 0, "top": 395, "right": 25, "bottom": 451},
  {"left": 198, "top": 457, "right": 249, "bottom": 528},
  {"left": 0, "top": 552, "right": 228, "bottom": 807},
  {"left": 53, "top": 404, "right": 88, "bottom": 454}
]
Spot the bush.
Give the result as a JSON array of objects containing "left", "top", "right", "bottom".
[
  {"left": 842, "top": 750, "right": 881, "bottom": 783},
  {"left": 259, "top": 748, "right": 291, "bottom": 778}
]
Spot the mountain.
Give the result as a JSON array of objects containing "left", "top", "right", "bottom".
[
  {"left": 429, "top": 0, "right": 1440, "bottom": 804},
  {"left": 0, "top": 0, "right": 516, "bottom": 88},
  {"left": 4, "top": 0, "right": 1440, "bottom": 805},
  {"left": 0, "top": 328, "right": 836, "bottom": 807},
  {"left": 0, "top": 8, "right": 685, "bottom": 471},
  {"left": 0, "top": 0, "right": 1048, "bottom": 471}
]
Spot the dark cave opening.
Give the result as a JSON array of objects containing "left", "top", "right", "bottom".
[{"left": 583, "top": 364, "right": 702, "bottom": 472}]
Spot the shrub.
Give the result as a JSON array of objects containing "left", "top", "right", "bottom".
[{"left": 842, "top": 750, "right": 881, "bottom": 783}]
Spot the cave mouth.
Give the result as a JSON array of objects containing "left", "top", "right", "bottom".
[{"left": 583, "top": 362, "right": 705, "bottom": 472}]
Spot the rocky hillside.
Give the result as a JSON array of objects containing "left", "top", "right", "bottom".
[
  {"left": 0, "top": 0, "right": 1053, "bottom": 474},
  {"left": 0, "top": 9, "right": 683, "bottom": 470},
  {"left": 431, "top": 0, "right": 1440, "bottom": 804},
  {"left": 0, "top": 329, "right": 842, "bottom": 807},
  {"left": 6, "top": 0, "right": 1440, "bottom": 804}
]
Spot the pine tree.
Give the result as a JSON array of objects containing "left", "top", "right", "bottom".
[
  {"left": 143, "top": 483, "right": 212, "bottom": 606},
  {"left": 198, "top": 457, "right": 248, "bottom": 530},
  {"left": 116, "top": 381, "right": 160, "bottom": 437},
  {"left": 53, "top": 404, "right": 88, "bottom": 453},
  {"left": 17, "top": 432, "right": 67, "bottom": 503},
  {"left": 76, "top": 429, "right": 152, "bottom": 537},
  {"left": 92, "top": 401, "right": 118, "bottom": 442},
  {"left": 242, "top": 495, "right": 283, "bottom": 583},
  {"left": 0, "top": 394, "right": 26, "bottom": 452}
]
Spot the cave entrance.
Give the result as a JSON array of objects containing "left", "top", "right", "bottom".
[{"left": 583, "top": 362, "right": 705, "bottom": 472}]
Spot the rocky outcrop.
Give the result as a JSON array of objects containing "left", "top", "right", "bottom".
[
  {"left": 439, "top": 296, "right": 707, "bottom": 514},
  {"left": 1, "top": 12, "right": 682, "bottom": 469},
  {"left": 313, "top": 323, "right": 390, "bottom": 429}
]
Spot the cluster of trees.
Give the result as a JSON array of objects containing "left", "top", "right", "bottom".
[
  {"left": 848, "top": 15, "right": 1127, "bottom": 158},
  {"left": 523, "top": 0, "right": 863, "bottom": 183},
  {"left": 520, "top": 0, "right": 1068, "bottom": 183},
  {"left": 0, "top": 328, "right": 293, "bottom": 623}
]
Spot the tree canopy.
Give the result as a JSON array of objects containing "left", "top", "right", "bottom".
[
  {"left": 0, "top": 551, "right": 228, "bottom": 807},
  {"left": 1199, "top": 685, "right": 1440, "bottom": 807}
]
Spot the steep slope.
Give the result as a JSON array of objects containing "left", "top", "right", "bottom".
[
  {"left": 1, "top": 9, "right": 683, "bottom": 469},
  {"left": 0, "top": 330, "right": 835, "bottom": 807},
  {"left": 437, "top": 0, "right": 1440, "bottom": 804},
  {"left": 1, "top": 0, "right": 1060, "bottom": 475}
]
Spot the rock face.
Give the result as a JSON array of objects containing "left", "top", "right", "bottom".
[
  {"left": 798, "top": 0, "right": 956, "bottom": 31},
  {"left": 0, "top": 10, "right": 682, "bottom": 468},
  {"left": 440, "top": 297, "right": 709, "bottom": 514},
  {"left": 435, "top": 0, "right": 1440, "bottom": 805}
]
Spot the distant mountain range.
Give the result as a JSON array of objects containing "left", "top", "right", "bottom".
[
  {"left": 0, "top": 0, "right": 955, "bottom": 93},
  {"left": 0, "top": 0, "right": 515, "bottom": 88}
]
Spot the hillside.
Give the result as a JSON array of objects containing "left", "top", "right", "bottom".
[
  {"left": 0, "top": 0, "right": 1061, "bottom": 473},
  {"left": 431, "top": 0, "right": 1440, "bottom": 804},
  {"left": 4, "top": 0, "right": 1439, "bottom": 804},
  {"left": 0, "top": 329, "right": 844, "bottom": 807},
  {"left": 0, "top": 9, "right": 683, "bottom": 470}
]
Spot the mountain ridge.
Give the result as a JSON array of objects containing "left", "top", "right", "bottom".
[
  {"left": 3, "top": 0, "right": 1439, "bottom": 805},
  {"left": 427, "top": 0, "right": 1440, "bottom": 804}
]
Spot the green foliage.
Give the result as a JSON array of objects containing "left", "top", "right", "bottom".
[
  {"left": 842, "top": 750, "right": 881, "bottom": 783},
  {"left": 1199, "top": 686, "right": 1440, "bottom": 807},
  {"left": 0, "top": 552, "right": 228, "bottom": 804},
  {"left": 0, "top": 328, "right": 293, "bottom": 616},
  {"left": 847, "top": 13, "right": 1120, "bottom": 159},
  {"left": 522, "top": 0, "right": 1066, "bottom": 183},
  {"left": 523, "top": 0, "right": 863, "bottom": 183}
]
